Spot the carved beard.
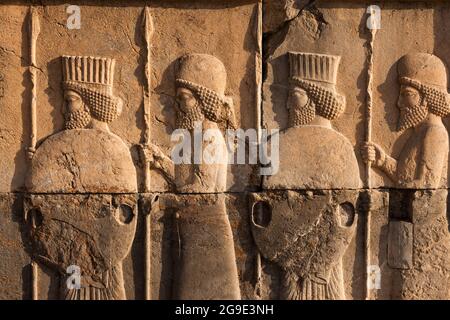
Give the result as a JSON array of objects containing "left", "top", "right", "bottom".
[
  {"left": 65, "top": 108, "right": 92, "bottom": 130},
  {"left": 397, "top": 99, "right": 428, "bottom": 131},
  {"left": 176, "top": 101, "right": 205, "bottom": 130},
  {"left": 289, "top": 100, "right": 316, "bottom": 127}
]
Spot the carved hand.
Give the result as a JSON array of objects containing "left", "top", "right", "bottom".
[
  {"left": 361, "top": 142, "right": 386, "bottom": 168},
  {"left": 143, "top": 143, "right": 167, "bottom": 167},
  {"left": 142, "top": 143, "right": 175, "bottom": 185}
]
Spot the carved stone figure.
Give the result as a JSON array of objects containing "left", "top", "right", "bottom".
[
  {"left": 362, "top": 53, "right": 450, "bottom": 299},
  {"left": 263, "top": 52, "right": 361, "bottom": 190},
  {"left": 254, "top": 52, "right": 361, "bottom": 300},
  {"left": 24, "top": 56, "right": 137, "bottom": 300},
  {"left": 250, "top": 190, "right": 358, "bottom": 300},
  {"left": 147, "top": 53, "right": 240, "bottom": 299},
  {"left": 61, "top": 56, "right": 123, "bottom": 132},
  {"left": 362, "top": 53, "right": 449, "bottom": 189}
]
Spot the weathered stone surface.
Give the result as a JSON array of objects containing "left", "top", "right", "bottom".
[
  {"left": 263, "top": 0, "right": 304, "bottom": 34},
  {"left": 141, "top": 192, "right": 258, "bottom": 300},
  {"left": 1, "top": 0, "right": 450, "bottom": 301},
  {"left": 24, "top": 194, "right": 137, "bottom": 300},
  {"left": 263, "top": 125, "right": 362, "bottom": 189},
  {"left": 157, "top": 193, "right": 241, "bottom": 299},
  {"left": 387, "top": 221, "right": 413, "bottom": 270},
  {"left": 27, "top": 129, "right": 137, "bottom": 193},
  {"left": 0, "top": 6, "right": 28, "bottom": 193},
  {"left": 249, "top": 190, "right": 360, "bottom": 299},
  {"left": 0, "top": 194, "right": 30, "bottom": 300},
  {"left": 391, "top": 190, "right": 450, "bottom": 299}
]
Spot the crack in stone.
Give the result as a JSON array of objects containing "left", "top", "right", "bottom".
[
  {"left": 262, "top": 0, "right": 328, "bottom": 82},
  {"left": 121, "top": 27, "right": 140, "bottom": 56},
  {"left": 0, "top": 46, "right": 26, "bottom": 63}
]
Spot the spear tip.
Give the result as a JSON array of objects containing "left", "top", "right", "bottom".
[
  {"left": 143, "top": 7, "right": 154, "bottom": 43},
  {"left": 30, "top": 6, "right": 41, "bottom": 36}
]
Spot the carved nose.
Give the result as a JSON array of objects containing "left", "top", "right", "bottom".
[{"left": 251, "top": 201, "right": 272, "bottom": 228}]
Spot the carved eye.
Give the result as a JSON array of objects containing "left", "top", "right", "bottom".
[
  {"left": 176, "top": 88, "right": 195, "bottom": 104},
  {"left": 252, "top": 201, "right": 272, "bottom": 228},
  {"left": 402, "top": 91, "right": 412, "bottom": 97},
  {"left": 116, "top": 204, "right": 134, "bottom": 225},
  {"left": 176, "top": 93, "right": 184, "bottom": 103},
  {"left": 27, "top": 208, "right": 43, "bottom": 229},
  {"left": 65, "top": 94, "right": 81, "bottom": 103},
  {"left": 401, "top": 89, "right": 417, "bottom": 98},
  {"left": 338, "top": 202, "right": 355, "bottom": 228}
]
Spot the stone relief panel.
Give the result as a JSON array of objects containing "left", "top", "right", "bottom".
[
  {"left": 249, "top": 190, "right": 361, "bottom": 300},
  {"left": 1, "top": 0, "right": 450, "bottom": 301},
  {"left": 143, "top": 1, "right": 260, "bottom": 193},
  {"left": 260, "top": 0, "right": 450, "bottom": 301},
  {"left": 141, "top": 192, "right": 257, "bottom": 300},
  {"left": 263, "top": 51, "right": 362, "bottom": 190},
  {"left": 145, "top": 53, "right": 236, "bottom": 194},
  {"left": 263, "top": 2, "right": 367, "bottom": 181},
  {"left": 362, "top": 53, "right": 450, "bottom": 189},
  {"left": 23, "top": 54, "right": 138, "bottom": 300},
  {"left": 24, "top": 194, "right": 137, "bottom": 300}
]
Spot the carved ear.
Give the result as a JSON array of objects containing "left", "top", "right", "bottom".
[
  {"left": 339, "top": 93, "right": 346, "bottom": 107},
  {"left": 115, "top": 97, "right": 124, "bottom": 117},
  {"left": 223, "top": 96, "right": 236, "bottom": 129}
]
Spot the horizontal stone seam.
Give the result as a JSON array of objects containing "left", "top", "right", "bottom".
[{"left": 2, "top": 187, "right": 450, "bottom": 196}]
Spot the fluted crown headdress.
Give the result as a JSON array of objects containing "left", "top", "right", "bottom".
[
  {"left": 62, "top": 56, "right": 115, "bottom": 93},
  {"left": 62, "top": 56, "right": 122, "bottom": 125},
  {"left": 288, "top": 52, "right": 345, "bottom": 121},
  {"left": 289, "top": 52, "right": 340, "bottom": 85}
]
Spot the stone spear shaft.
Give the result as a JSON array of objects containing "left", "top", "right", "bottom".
[
  {"left": 28, "top": 6, "right": 40, "bottom": 160},
  {"left": 254, "top": 1, "right": 263, "bottom": 299},
  {"left": 142, "top": 7, "right": 154, "bottom": 300},
  {"left": 364, "top": 23, "right": 377, "bottom": 300},
  {"left": 28, "top": 7, "right": 40, "bottom": 300},
  {"left": 143, "top": 7, "right": 154, "bottom": 189}
]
